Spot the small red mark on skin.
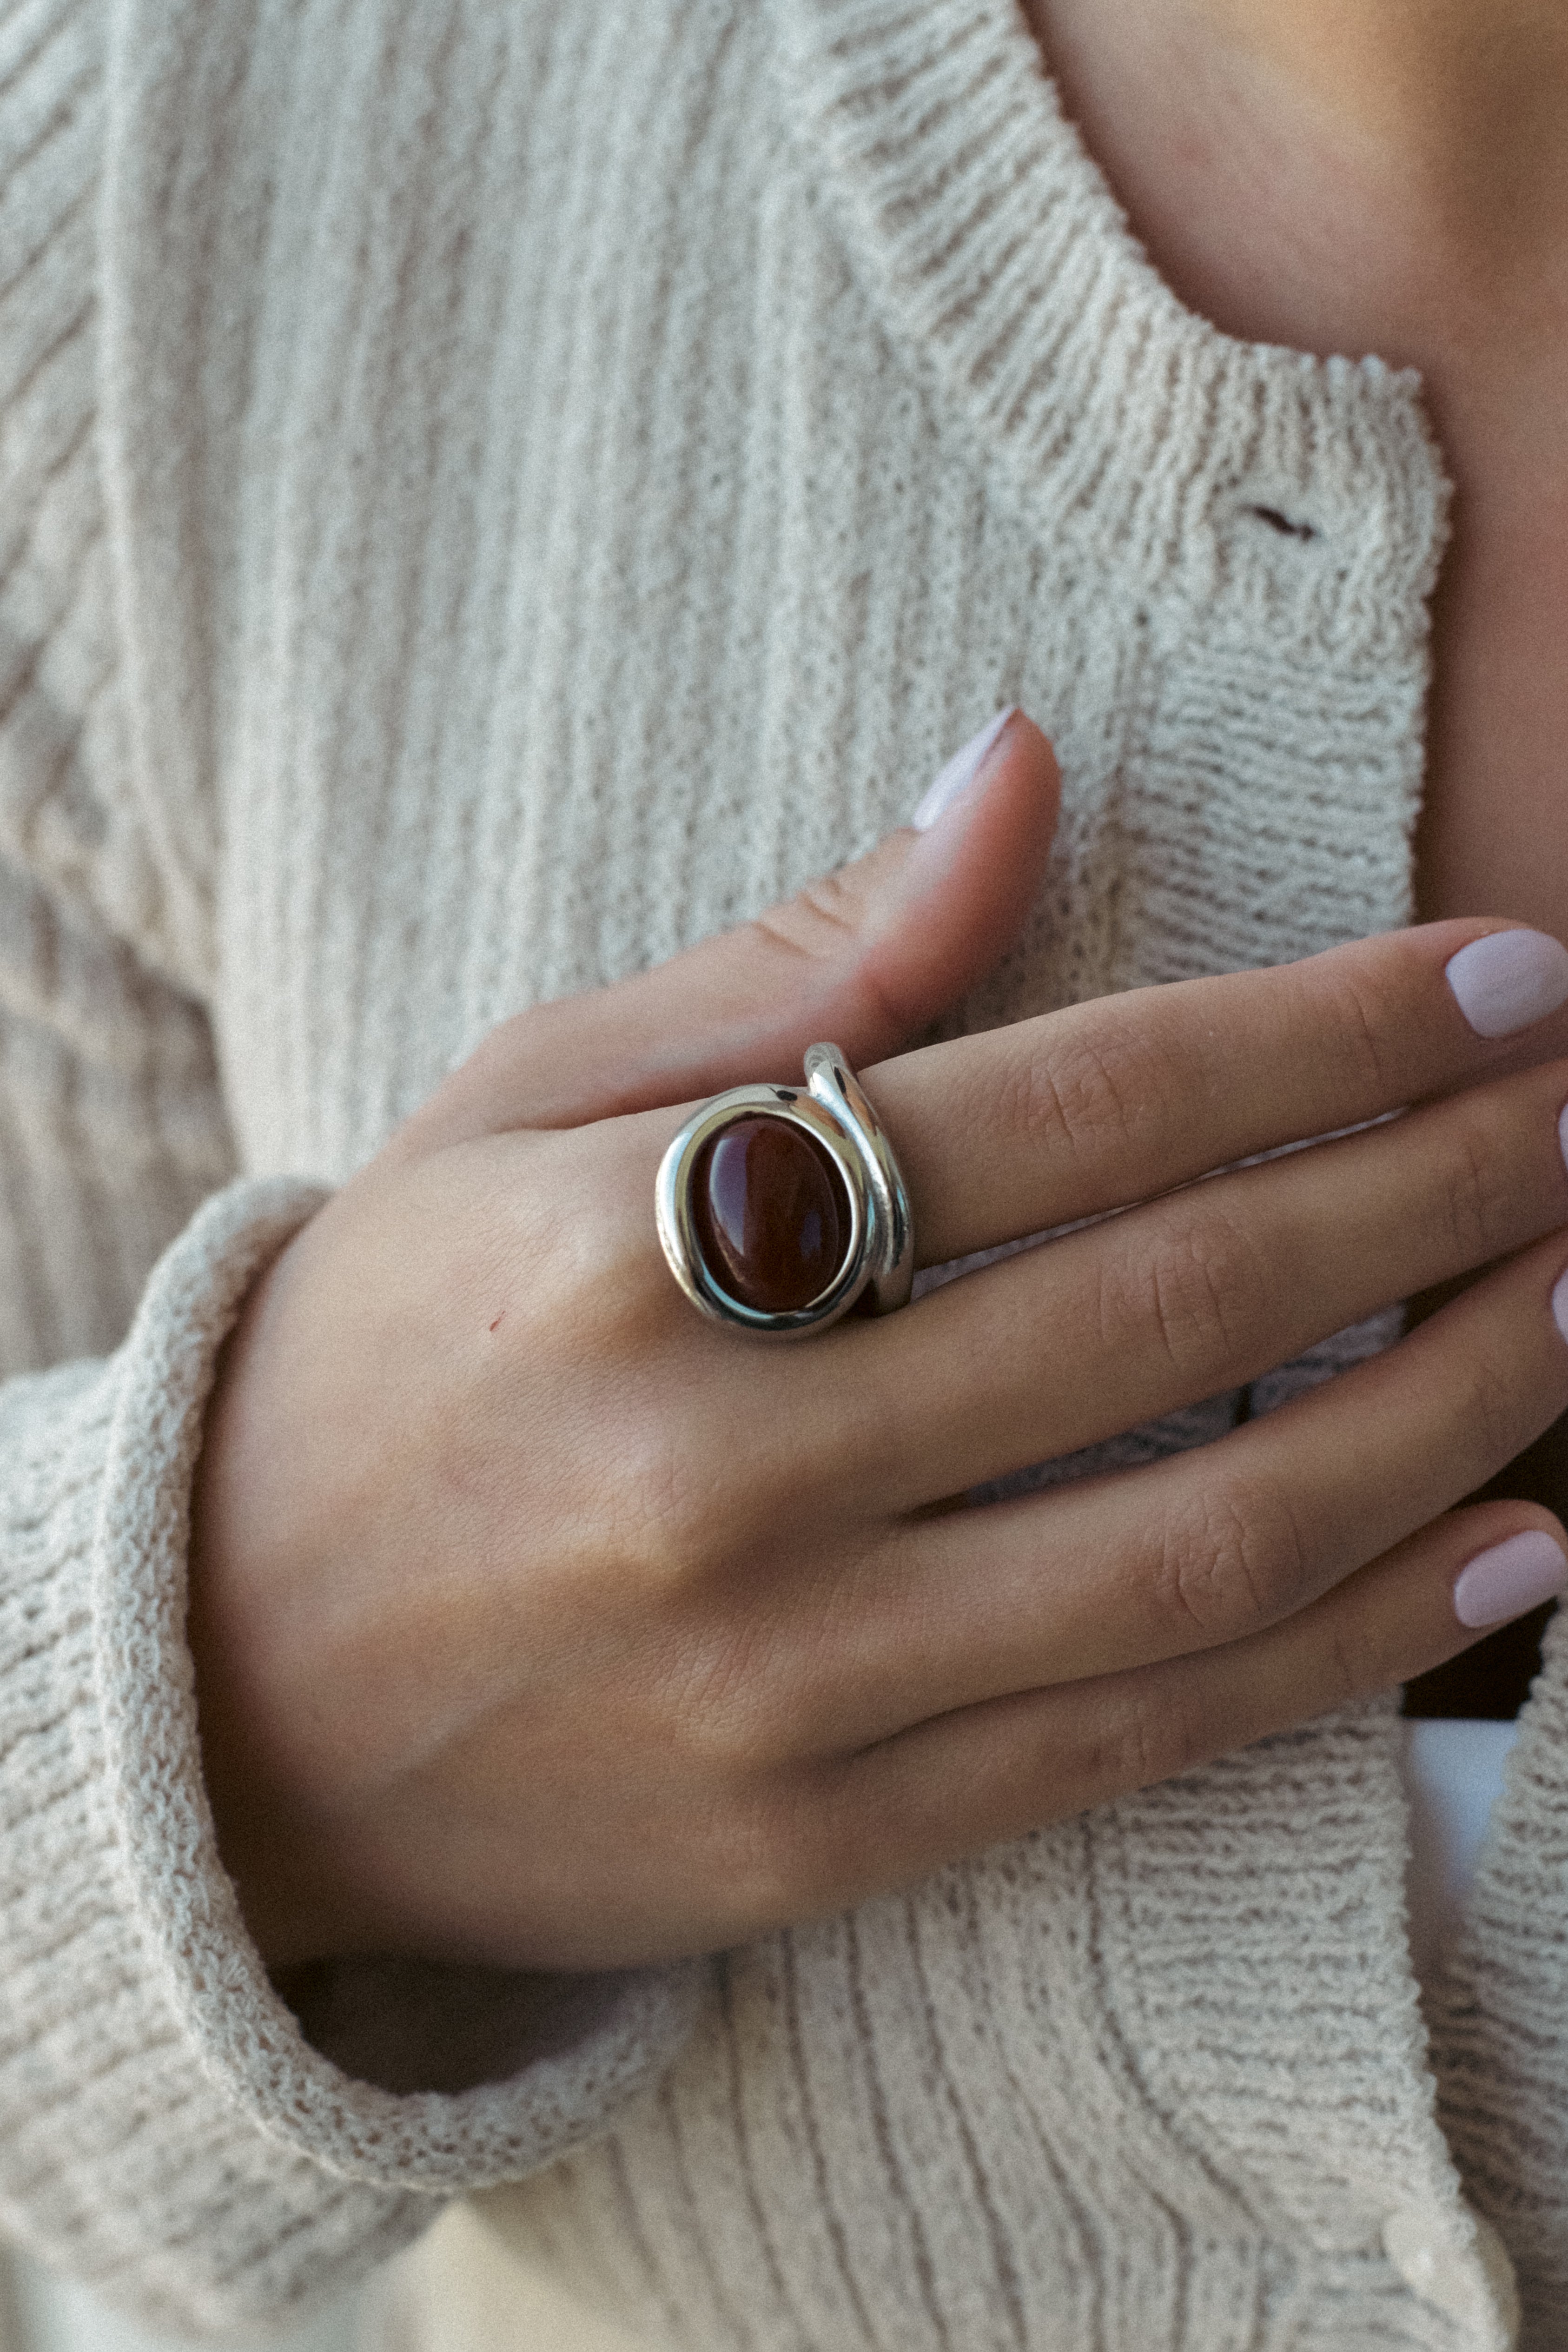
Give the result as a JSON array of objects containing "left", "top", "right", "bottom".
[{"left": 489, "top": 1313, "right": 505, "bottom": 1333}]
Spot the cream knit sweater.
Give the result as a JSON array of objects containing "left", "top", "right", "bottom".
[{"left": 1, "top": 1, "right": 1565, "bottom": 2346}]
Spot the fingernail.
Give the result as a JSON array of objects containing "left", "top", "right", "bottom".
[
  {"left": 1453, "top": 1529, "right": 1568, "bottom": 1629},
  {"left": 1445, "top": 929, "right": 1568, "bottom": 1038},
  {"left": 912, "top": 709, "right": 1018, "bottom": 832},
  {"left": 1553, "top": 1265, "right": 1568, "bottom": 1345}
]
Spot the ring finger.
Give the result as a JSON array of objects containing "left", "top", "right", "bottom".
[
  {"left": 783, "top": 1232, "right": 1568, "bottom": 1745},
  {"left": 867, "top": 919, "right": 1568, "bottom": 1269}
]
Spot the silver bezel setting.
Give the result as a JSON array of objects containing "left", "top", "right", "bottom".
[{"left": 655, "top": 1042, "right": 914, "bottom": 1338}]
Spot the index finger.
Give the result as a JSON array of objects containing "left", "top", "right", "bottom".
[{"left": 866, "top": 921, "right": 1568, "bottom": 1266}]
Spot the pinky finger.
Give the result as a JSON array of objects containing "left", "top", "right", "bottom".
[{"left": 822, "top": 1503, "right": 1568, "bottom": 1903}]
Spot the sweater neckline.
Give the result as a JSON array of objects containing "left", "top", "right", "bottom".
[{"left": 767, "top": 0, "right": 1447, "bottom": 619}]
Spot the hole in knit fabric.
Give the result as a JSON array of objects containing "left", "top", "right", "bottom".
[{"left": 1246, "top": 503, "right": 1319, "bottom": 542}]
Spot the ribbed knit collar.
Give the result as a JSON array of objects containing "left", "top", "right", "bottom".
[{"left": 768, "top": 0, "right": 1447, "bottom": 632}]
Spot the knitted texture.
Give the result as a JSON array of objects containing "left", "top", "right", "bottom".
[
  {"left": 0, "top": 0, "right": 1562, "bottom": 2345},
  {"left": 0, "top": 1170, "right": 705, "bottom": 2339},
  {"left": 1430, "top": 1605, "right": 1568, "bottom": 2350}
]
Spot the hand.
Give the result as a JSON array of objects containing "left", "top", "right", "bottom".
[{"left": 190, "top": 714, "right": 1568, "bottom": 1974}]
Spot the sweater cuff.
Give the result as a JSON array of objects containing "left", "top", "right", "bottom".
[{"left": 0, "top": 1178, "right": 703, "bottom": 2338}]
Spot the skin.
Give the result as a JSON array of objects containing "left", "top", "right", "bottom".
[
  {"left": 1026, "top": 0, "right": 1568, "bottom": 951},
  {"left": 192, "top": 7, "right": 1568, "bottom": 1968},
  {"left": 192, "top": 722, "right": 1568, "bottom": 1971},
  {"left": 1027, "top": 0, "right": 1568, "bottom": 1706}
]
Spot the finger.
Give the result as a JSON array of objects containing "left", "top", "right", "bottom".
[
  {"left": 860, "top": 918, "right": 1568, "bottom": 1267},
  {"left": 394, "top": 712, "right": 1059, "bottom": 1156},
  {"left": 788, "top": 1500, "right": 1567, "bottom": 1919},
  {"left": 854, "top": 1053, "right": 1568, "bottom": 1503},
  {"left": 794, "top": 1232, "right": 1568, "bottom": 1744}
]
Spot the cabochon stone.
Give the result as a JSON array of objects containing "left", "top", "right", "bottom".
[{"left": 692, "top": 1117, "right": 849, "bottom": 1314}]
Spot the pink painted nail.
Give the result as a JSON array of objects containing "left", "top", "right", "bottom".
[
  {"left": 912, "top": 709, "right": 1018, "bottom": 831},
  {"left": 1444, "top": 929, "right": 1568, "bottom": 1038},
  {"left": 1453, "top": 1530, "right": 1568, "bottom": 1629}
]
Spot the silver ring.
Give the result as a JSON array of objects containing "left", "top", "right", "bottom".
[{"left": 656, "top": 1043, "right": 914, "bottom": 1338}]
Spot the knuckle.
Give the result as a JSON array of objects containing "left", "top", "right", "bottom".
[
  {"left": 747, "top": 880, "right": 906, "bottom": 1043},
  {"left": 603, "top": 1497, "right": 811, "bottom": 1766},
  {"left": 1435, "top": 1117, "right": 1514, "bottom": 1264},
  {"left": 1443, "top": 1338, "right": 1525, "bottom": 1484},
  {"left": 1083, "top": 1687, "right": 1206, "bottom": 1798},
  {"left": 649, "top": 1599, "right": 818, "bottom": 1780},
  {"left": 602, "top": 1418, "right": 738, "bottom": 1599},
  {"left": 700, "top": 1783, "right": 835, "bottom": 1936},
  {"left": 1323, "top": 1619, "right": 1365, "bottom": 1709},
  {"left": 659, "top": 1620, "right": 770, "bottom": 1751},
  {"left": 593, "top": 1250, "right": 684, "bottom": 1364},
  {"left": 522, "top": 1156, "right": 673, "bottom": 1347},
  {"left": 752, "top": 872, "right": 866, "bottom": 966},
  {"left": 1121, "top": 1207, "right": 1268, "bottom": 1383},
  {"left": 1002, "top": 1024, "right": 1169, "bottom": 1171},
  {"left": 1312, "top": 961, "right": 1395, "bottom": 1096},
  {"left": 1154, "top": 1471, "right": 1311, "bottom": 1640}
]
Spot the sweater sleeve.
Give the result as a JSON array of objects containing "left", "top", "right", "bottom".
[{"left": 0, "top": 8, "right": 702, "bottom": 2337}]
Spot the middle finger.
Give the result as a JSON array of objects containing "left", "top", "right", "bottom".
[
  {"left": 846, "top": 1054, "right": 1568, "bottom": 1507},
  {"left": 866, "top": 920, "right": 1568, "bottom": 1268}
]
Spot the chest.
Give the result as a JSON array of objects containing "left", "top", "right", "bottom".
[{"left": 1417, "top": 481, "right": 1568, "bottom": 944}]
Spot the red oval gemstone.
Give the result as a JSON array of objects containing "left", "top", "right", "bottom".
[{"left": 691, "top": 1117, "right": 850, "bottom": 1314}]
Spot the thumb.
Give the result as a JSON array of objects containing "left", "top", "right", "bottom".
[{"left": 401, "top": 710, "right": 1059, "bottom": 1150}]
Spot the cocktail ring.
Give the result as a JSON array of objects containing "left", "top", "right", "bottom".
[{"left": 656, "top": 1043, "right": 914, "bottom": 1337}]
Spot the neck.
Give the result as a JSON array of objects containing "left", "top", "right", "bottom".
[
  {"left": 1202, "top": 0, "right": 1568, "bottom": 232},
  {"left": 1026, "top": 0, "right": 1568, "bottom": 386}
]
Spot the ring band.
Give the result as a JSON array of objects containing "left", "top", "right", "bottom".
[{"left": 656, "top": 1043, "right": 914, "bottom": 1338}]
